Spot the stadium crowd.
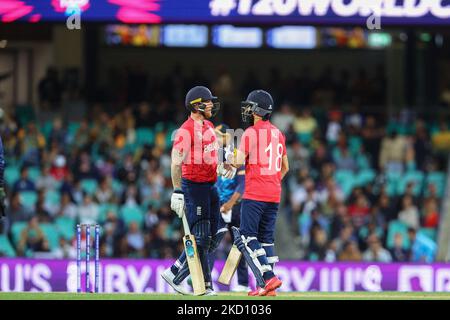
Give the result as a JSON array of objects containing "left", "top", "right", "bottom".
[{"left": 0, "top": 66, "right": 445, "bottom": 264}]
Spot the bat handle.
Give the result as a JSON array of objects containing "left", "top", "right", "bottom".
[{"left": 181, "top": 209, "right": 191, "bottom": 235}]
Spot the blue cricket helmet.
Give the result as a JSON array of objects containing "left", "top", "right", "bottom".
[
  {"left": 185, "top": 86, "right": 220, "bottom": 117},
  {"left": 241, "top": 89, "right": 274, "bottom": 123}
]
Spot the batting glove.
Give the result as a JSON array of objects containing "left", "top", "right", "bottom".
[
  {"left": 221, "top": 209, "right": 232, "bottom": 224},
  {"left": 170, "top": 189, "right": 185, "bottom": 218},
  {"left": 217, "top": 163, "right": 237, "bottom": 179},
  {"left": 224, "top": 144, "right": 234, "bottom": 163}
]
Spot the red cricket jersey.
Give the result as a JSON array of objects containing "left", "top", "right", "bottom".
[
  {"left": 172, "top": 116, "right": 218, "bottom": 183},
  {"left": 239, "top": 120, "right": 286, "bottom": 203}
]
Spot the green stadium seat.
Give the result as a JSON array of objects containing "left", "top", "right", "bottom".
[
  {"left": 334, "top": 170, "right": 355, "bottom": 198},
  {"left": 39, "top": 223, "right": 60, "bottom": 250},
  {"left": 45, "top": 190, "right": 61, "bottom": 206},
  {"left": 99, "top": 203, "right": 119, "bottom": 222},
  {"left": 348, "top": 136, "right": 362, "bottom": 155},
  {"left": 354, "top": 169, "right": 376, "bottom": 187},
  {"left": 0, "top": 235, "right": 16, "bottom": 257},
  {"left": 5, "top": 166, "right": 20, "bottom": 186},
  {"left": 19, "top": 191, "right": 38, "bottom": 209},
  {"left": 68, "top": 122, "right": 81, "bottom": 137},
  {"left": 40, "top": 121, "right": 53, "bottom": 140},
  {"left": 386, "top": 220, "right": 410, "bottom": 249},
  {"left": 154, "top": 122, "right": 165, "bottom": 133},
  {"left": 386, "top": 171, "right": 402, "bottom": 197},
  {"left": 112, "top": 179, "right": 124, "bottom": 195},
  {"left": 418, "top": 228, "right": 437, "bottom": 242},
  {"left": 136, "top": 127, "right": 155, "bottom": 146},
  {"left": 424, "top": 172, "right": 446, "bottom": 197},
  {"left": 396, "top": 171, "right": 424, "bottom": 196},
  {"left": 55, "top": 216, "right": 76, "bottom": 241},
  {"left": 298, "top": 133, "right": 312, "bottom": 145},
  {"left": 27, "top": 167, "right": 41, "bottom": 183},
  {"left": 120, "top": 205, "right": 144, "bottom": 228},
  {"left": 80, "top": 179, "right": 98, "bottom": 195}
]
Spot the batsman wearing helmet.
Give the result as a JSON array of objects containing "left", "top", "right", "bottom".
[
  {"left": 162, "top": 86, "right": 224, "bottom": 296},
  {"left": 225, "top": 90, "right": 289, "bottom": 296}
]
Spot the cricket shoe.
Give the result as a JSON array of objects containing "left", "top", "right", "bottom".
[
  {"left": 248, "top": 287, "right": 263, "bottom": 296},
  {"left": 248, "top": 287, "right": 276, "bottom": 296},
  {"left": 231, "top": 285, "right": 251, "bottom": 292},
  {"left": 203, "top": 288, "right": 218, "bottom": 296},
  {"left": 161, "top": 268, "right": 190, "bottom": 295},
  {"left": 258, "top": 276, "right": 283, "bottom": 296}
]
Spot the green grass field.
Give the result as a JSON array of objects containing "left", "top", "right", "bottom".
[{"left": 1, "top": 292, "right": 450, "bottom": 300}]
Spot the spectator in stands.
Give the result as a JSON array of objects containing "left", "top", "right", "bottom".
[
  {"left": 376, "top": 194, "right": 397, "bottom": 223},
  {"left": 116, "top": 153, "right": 138, "bottom": 184},
  {"left": 338, "top": 240, "right": 362, "bottom": 261},
  {"left": 143, "top": 204, "right": 159, "bottom": 232},
  {"left": 19, "top": 123, "right": 45, "bottom": 166},
  {"left": 287, "top": 140, "right": 310, "bottom": 174},
  {"left": 413, "top": 126, "right": 431, "bottom": 171},
  {"left": 73, "top": 119, "right": 91, "bottom": 149},
  {"left": 49, "top": 154, "right": 69, "bottom": 181},
  {"left": 362, "top": 234, "right": 392, "bottom": 262},
  {"left": 36, "top": 165, "right": 58, "bottom": 190},
  {"left": 35, "top": 190, "right": 52, "bottom": 223},
  {"left": 17, "top": 216, "right": 48, "bottom": 256},
  {"left": 95, "top": 177, "right": 115, "bottom": 204},
  {"left": 59, "top": 192, "right": 77, "bottom": 220},
  {"left": 334, "top": 225, "right": 356, "bottom": 253},
  {"left": 422, "top": 198, "right": 439, "bottom": 229},
  {"left": 53, "top": 238, "right": 76, "bottom": 259},
  {"left": 407, "top": 228, "right": 437, "bottom": 263},
  {"left": 379, "top": 130, "right": 407, "bottom": 173},
  {"left": 7, "top": 192, "right": 33, "bottom": 225},
  {"left": 272, "top": 103, "right": 295, "bottom": 133},
  {"left": 147, "top": 220, "right": 172, "bottom": 258},
  {"left": 78, "top": 193, "right": 99, "bottom": 225},
  {"left": 324, "top": 240, "right": 338, "bottom": 262},
  {"left": 345, "top": 105, "right": 363, "bottom": 131},
  {"left": 326, "top": 110, "right": 342, "bottom": 145},
  {"left": 348, "top": 193, "right": 370, "bottom": 228},
  {"left": 310, "top": 142, "right": 332, "bottom": 172},
  {"left": 12, "top": 166, "right": 36, "bottom": 193},
  {"left": 101, "top": 215, "right": 120, "bottom": 257},
  {"left": 308, "top": 226, "right": 328, "bottom": 260},
  {"left": 361, "top": 116, "right": 383, "bottom": 169},
  {"left": 74, "top": 151, "right": 100, "bottom": 181},
  {"left": 121, "top": 184, "right": 141, "bottom": 207},
  {"left": 125, "top": 221, "right": 145, "bottom": 258},
  {"left": 389, "top": 233, "right": 409, "bottom": 262},
  {"left": 293, "top": 109, "right": 317, "bottom": 142},
  {"left": 334, "top": 145, "right": 357, "bottom": 172},
  {"left": 398, "top": 195, "right": 420, "bottom": 230},
  {"left": 49, "top": 118, "right": 67, "bottom": 148}
]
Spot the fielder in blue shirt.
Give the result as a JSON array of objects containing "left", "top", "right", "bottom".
[{"left": 212, "top": 124, "right": 249, "bottom": 291}]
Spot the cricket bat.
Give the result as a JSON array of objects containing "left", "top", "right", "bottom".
[
  {"left": 218, "top": 245, "right": 242, "bottom": 285},
  {"left": 181, "top": 213, "right": 206, "bottom": 295}
]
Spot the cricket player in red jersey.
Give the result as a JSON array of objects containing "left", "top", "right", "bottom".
[
  {"left": 162, "top": 86, "right": 230, "bottom": 296},
  {"left": 225, "top": 89, "right": 289, "bottom": 296}
]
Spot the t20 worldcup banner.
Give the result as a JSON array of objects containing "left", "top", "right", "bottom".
[
  {"left": 0, "top": 0, "right": 449, "bottom": 25},
  {"left": 1, "top": 258, "right": 450, "bottom": 292}
]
